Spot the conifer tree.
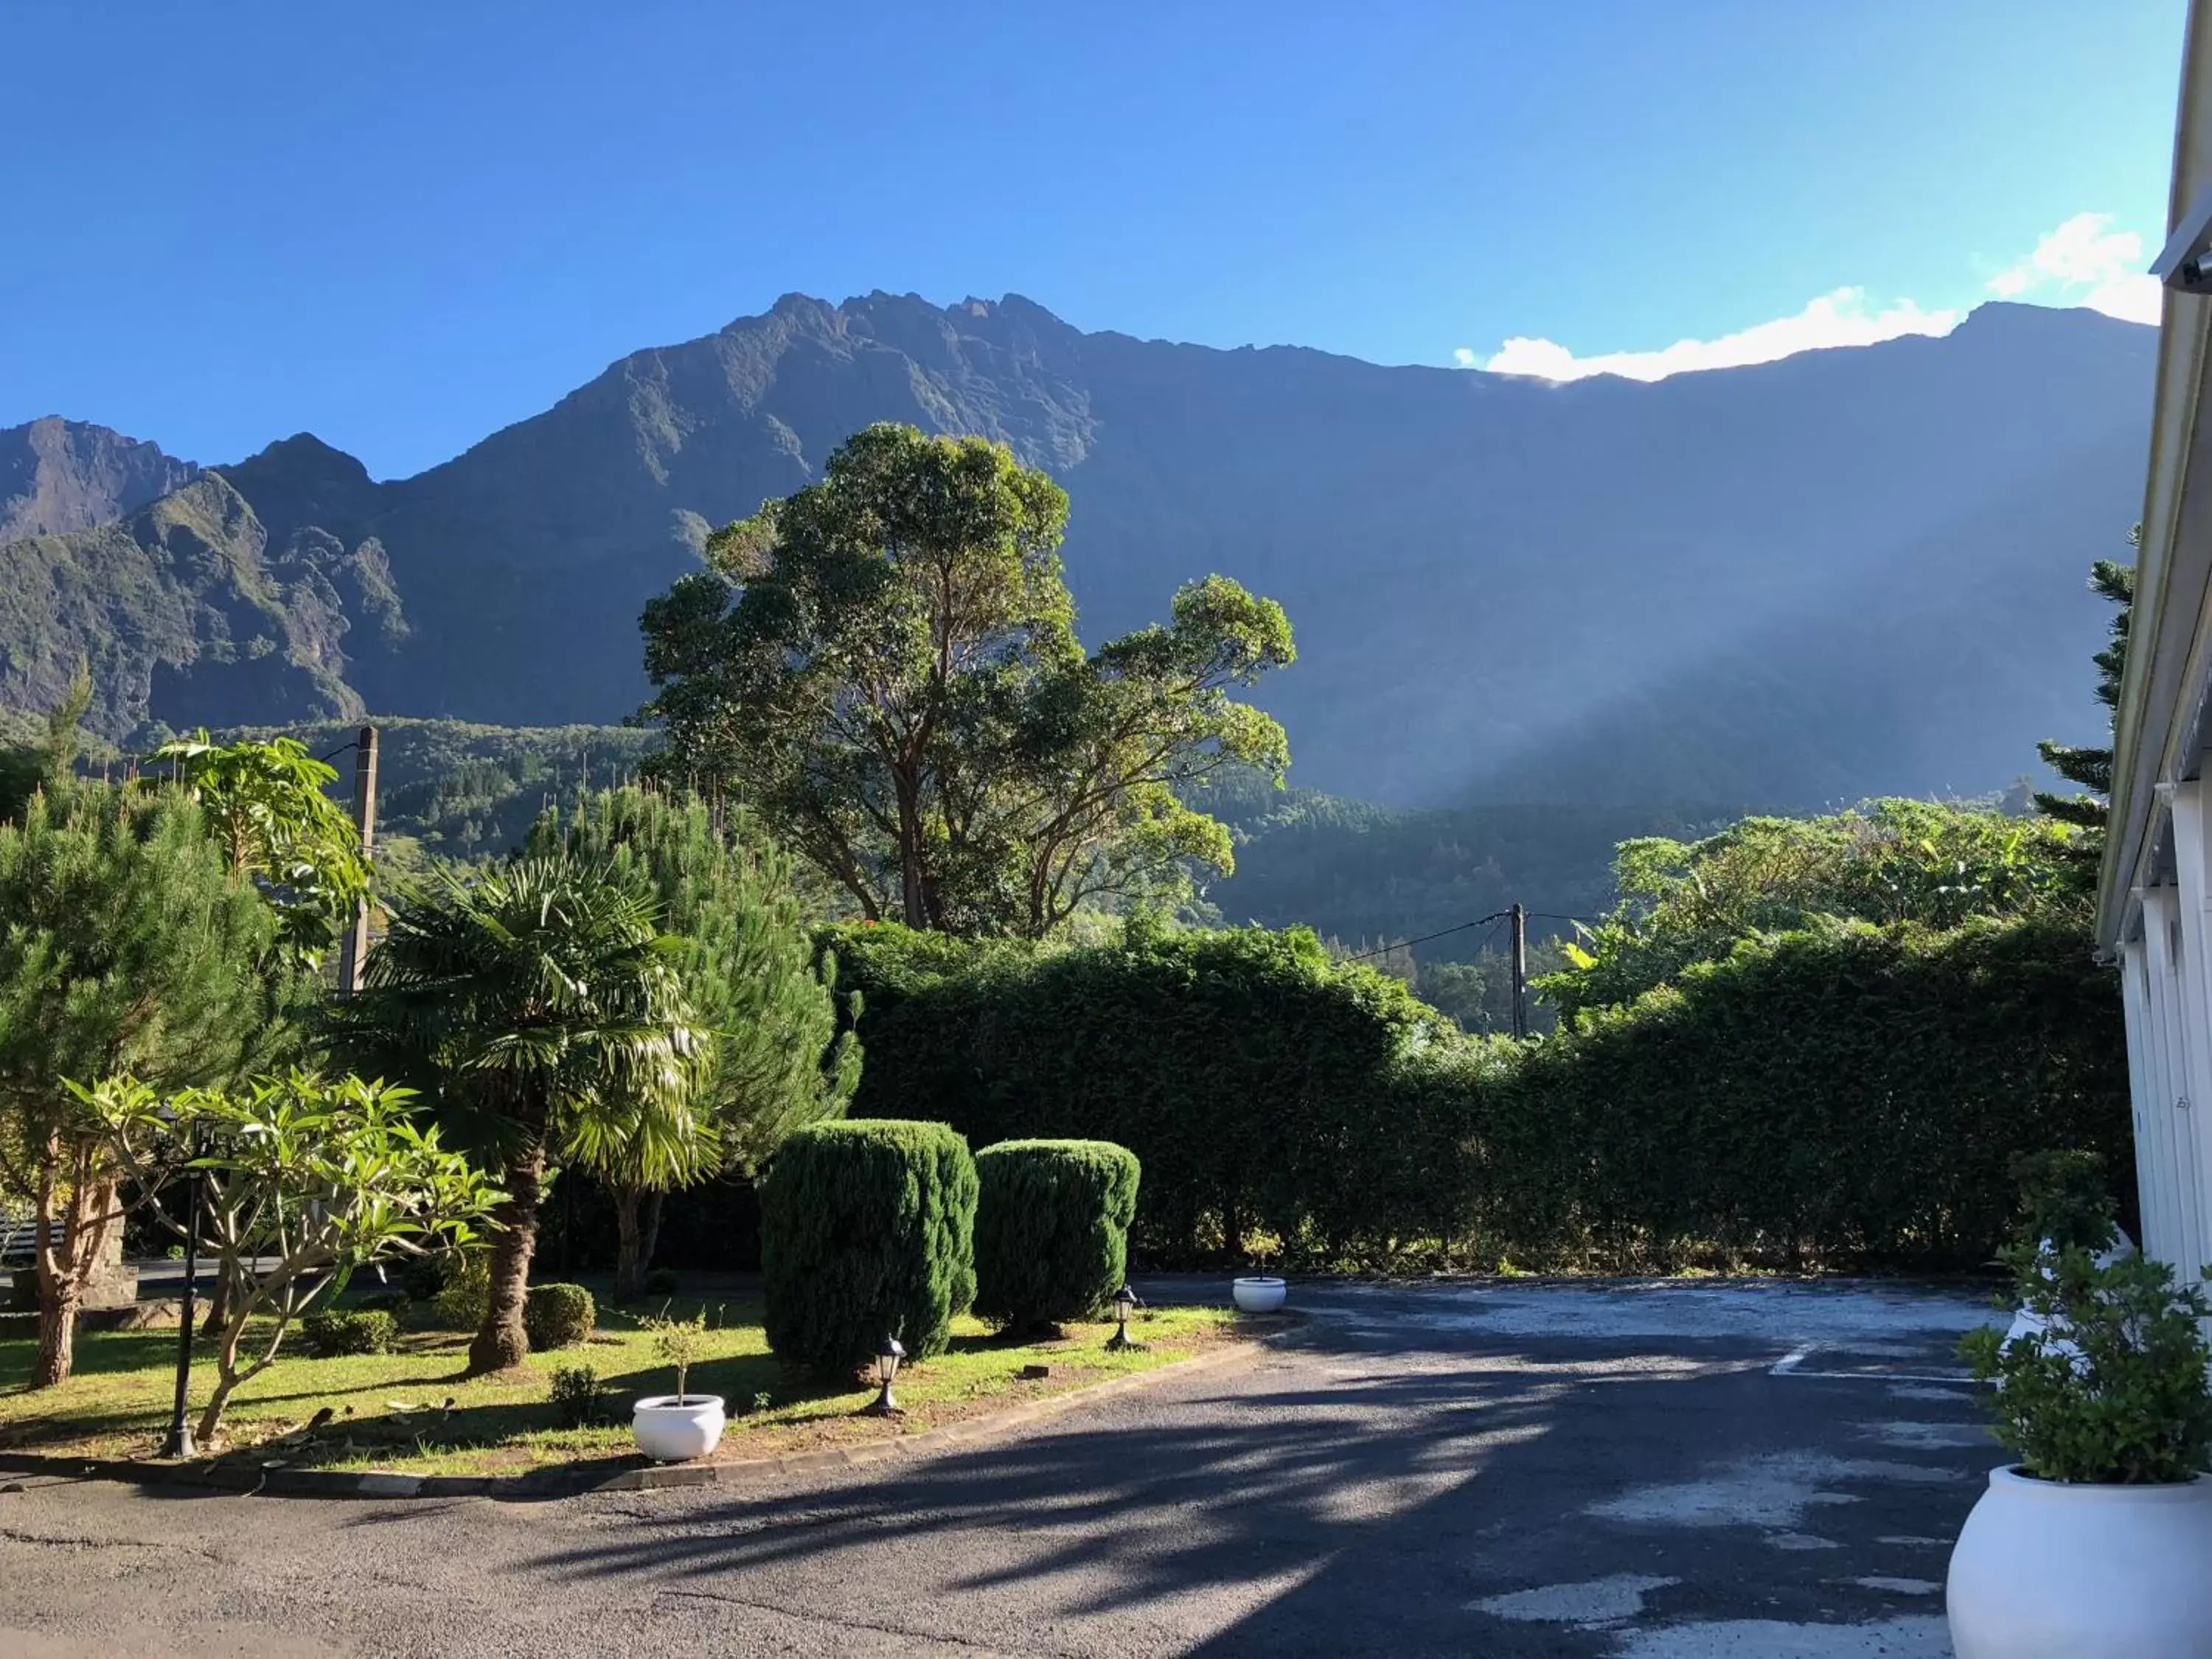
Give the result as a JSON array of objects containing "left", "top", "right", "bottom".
[
  {"left": 2035, "top": 531, "right": 2138, "bottom": 868},
  {"left": 528, "top": 786, "right": 855, "bottom": 1298},
  {"left": 0, "top": 782, "right": 284, "bottom": 1385}
]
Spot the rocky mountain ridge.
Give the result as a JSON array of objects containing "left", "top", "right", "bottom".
[{"left": 0, "top": 292, "right": 2157, "bottom": 805}]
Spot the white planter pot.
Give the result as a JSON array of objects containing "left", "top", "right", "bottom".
[
  {"left": 1232, "top": 1276, "right": 1286, "bottom": 1313},
  {"left": 1948, "top": 1465, "right": 2212, "bottom": 1657},
  {"left": 631, "top": 1394, "right": 726, "bottom": 1462}
]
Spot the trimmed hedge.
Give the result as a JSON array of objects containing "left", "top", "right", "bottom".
[
  {"left": 827, "top": 923, "right": 1435, "bottom": 1265},
  {"left": 524, "top": 1282, "right": 597, "bottom": 1349},
  {"left": 974, "top": 1140, "right": 1141, "bottom": 1332},
  {"left": 302, "top": 1308, "right": 397, "bottom": 1357},
  {"left": 824, "top": 916, "right": 2132, "bottom": 1273},
  {"left": 760, "top": 1119, "right": 979, "bottom": 1372}
]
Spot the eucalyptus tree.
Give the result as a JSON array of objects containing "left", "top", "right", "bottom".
[
  {"left": 639, "top": 422, "right": 1295, "bottom": 937},
  {"left": 341, "top": 857, "right": 708, "bottom": 1372},
  {"left": 526, "top": 786, "right": 855, "bottom": 1298}
]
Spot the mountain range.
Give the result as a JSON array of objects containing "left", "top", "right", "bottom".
[{"left": 0, "top": 293, "right": 2157, "bottom": 808}]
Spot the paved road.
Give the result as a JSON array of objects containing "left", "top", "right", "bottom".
[{"left": 0, "top": 1279, "right": 2000, "bottom": 1658}]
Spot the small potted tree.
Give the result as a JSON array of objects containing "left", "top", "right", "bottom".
[
  {"left": 1948, "top": 1177, "right": 2212, "bottom": 1657},
  {"left": 632, "top": 1310, "right": 723, "bottom": 1462}
]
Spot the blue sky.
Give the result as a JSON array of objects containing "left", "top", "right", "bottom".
[{"left": 0, "top": 0, "right": 2188, "bottom": 478}]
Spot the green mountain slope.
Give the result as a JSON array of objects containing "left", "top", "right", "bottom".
[{"left": 0, "top": 475, "right": 406, "bottom": 741}]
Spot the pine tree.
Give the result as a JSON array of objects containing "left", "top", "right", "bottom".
[
  {"left": 2035, "top": 532, "right": 2138, "bottom": 855},
  {"left": 0, "top": 660, "right": 92, "bottom": 824},
  {"left": 0, "top": 782, "right": 285, "bottom": 1385},
  {"left": 528, "top": 786, "right": 855, "bottom": 1298}
]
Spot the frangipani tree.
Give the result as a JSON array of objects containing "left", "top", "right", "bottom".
[
  {"left": 340, "top": 857, "right": 709, "bottom": 1372},
  {"left": 72, "top": 1071, "right": 496, "bottom": 1445}
]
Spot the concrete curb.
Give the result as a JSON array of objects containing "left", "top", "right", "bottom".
[{"left": 0, "top": 1325, "right": 1286, "bottom": 1503}]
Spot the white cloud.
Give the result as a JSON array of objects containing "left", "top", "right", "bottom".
[
  {"left": 1466, "top": 288, "right": 1961, "bottom": 383},
  {"left": 1457, "top": 212, "right": 2163, "bottom": 383},
  {"left": 1983, "top": 212, "right": 2162, "bottom": 324}
]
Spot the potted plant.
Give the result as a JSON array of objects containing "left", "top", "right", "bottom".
[
  {"left": 1948, "top": 1188, "right": 2212, "bottom": 1657},
  {"left": 631, "top": 1310, "right": 724, "bottom": 1462},
  {"left": 1231, "top": 1276, "right": 1287, "bottom": 1312}
]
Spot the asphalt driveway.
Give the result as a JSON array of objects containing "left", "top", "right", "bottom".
[{"left": 0, "top": 1278, "right": 2000, "bottom": 1658}]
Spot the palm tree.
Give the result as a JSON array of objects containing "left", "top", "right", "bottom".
[
  {"left": 343, "top": 856, "right": 708, "bottom": 1373},
  {"left": 528, "top": 785, "right": 855, "bottom": 1298}
]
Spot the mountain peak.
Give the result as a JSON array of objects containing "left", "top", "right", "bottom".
[{"left": 0, "top": 417, "right": 200, "bottom": 542}]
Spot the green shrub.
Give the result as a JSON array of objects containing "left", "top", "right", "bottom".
[
  {"left": 357, "top": 1289, "right": 412, "bottom": 1320},
  {"left": 548, "top": 1364, "right": 605, "bottom": 1427},
  {"left": 2011, "top": 1149, "right": 2119, "bottom": 1253},
  {"left": 301, "top": 1308, "right": 397, "bottom": 1357},
  {"left": 400, "top": 1253, "right": 451, "bottom": 1304},
  {"left": 974, "top": 1140, "right": 1140, "bottom": 1332},
  {"left": 431, "top": 1254, "right": 490, "bottom": 1329},
  {"left": 829, "top": 914, "right": 2131, "bottom": 1273},
  {"left": 1961, "top": 1246, "right": 2212, "bottom": 1482},
  {"left": 761, "top": 1119, "right": 978, "bottom": 1373},
  {"left": 641, "top": 1267, "right": 679, "bottom": 1298},
  {"left": 523, "top": 1282, "right": 596, "bottom": 1349}
]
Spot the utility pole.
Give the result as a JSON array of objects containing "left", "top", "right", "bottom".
[
  {"left": 335, "top": 723, "right": 379, "bottom": 996},
  {"left": 1509, "top": 902, "right": 1528, "bottom": 1040}
]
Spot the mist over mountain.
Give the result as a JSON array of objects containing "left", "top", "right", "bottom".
[{"left": 0, "top": 292, "right": 2153, "bottom": 807}]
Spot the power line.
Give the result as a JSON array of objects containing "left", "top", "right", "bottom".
[{"left": 1341, "top": 911, "right": 1509, "bottom": 962}]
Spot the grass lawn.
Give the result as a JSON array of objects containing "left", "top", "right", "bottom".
[{"left": 0, "top": 1287, "right": 1245, "bottom": 1479}]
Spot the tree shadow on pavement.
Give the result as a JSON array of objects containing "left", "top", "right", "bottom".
[{"left": 506, "top": 1321, "right": 1991, "bottom": 1655}]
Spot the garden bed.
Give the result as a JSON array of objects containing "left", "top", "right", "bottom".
[{"left": 0, "top": 1291, "right": 1242, "bottom": 1480}]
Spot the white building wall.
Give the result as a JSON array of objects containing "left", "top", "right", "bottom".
[
  {"left": 2123, "top": 938, "right": 2172, "bottom": 1262},
  {"left": 2171, "top": 782, "right": 2212, "bottom": 1275},
  {"left": 2143, "top": 885, "right": 2208, "bottom": 1274}
]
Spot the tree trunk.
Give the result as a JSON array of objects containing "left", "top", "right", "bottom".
[
  {"left": 613, "top": 1186, "right": 644, "bottom": 1303},
  {"left": 30, "top": 1169, "right": 120, "bottom": 1389},
  {"left": 641, "top": 1191, "right": 664, "bottom": 1280},
  {"left": 469, "top": 1139, "right": 546, "bottom": 1374},
  {"left": 895, "top": 771, "right": 927, "bottom": 928},
  {"left": 32, "top": 1280, "right": 78, "bottom": 1389}
]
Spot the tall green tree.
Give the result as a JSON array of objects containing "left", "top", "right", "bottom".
[
  {"left": 526, "top": 786, "right": 856, "bottom": 1298},
  {"left": 2035, "top": 534, "right": 2138, "bottom": 859},
  {"left": 0, "top": 660, "right": 92, "bottom": 824},
  {"left": 148, "top": 729, "right": 369, "bottom": 970},
  {"left": 639, "top": 422, "right": 1294, "bottom": 937},
  {"left": 0, "top": 784, "right": 284, "bottom": 1385},
  {"left": 339, "top": 857, "right": 707, "bottom": 1372}
]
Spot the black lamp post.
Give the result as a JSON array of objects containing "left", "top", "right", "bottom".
[
  {"left": 161, "top": 1119, "right": 205, "bottom": 1461},
  {"left": 865, "top": 1334, "right": 906, "bottom": 1415},
  {"left": 1106, "top": 1284, "right": 1141, "bottom": 1351}
]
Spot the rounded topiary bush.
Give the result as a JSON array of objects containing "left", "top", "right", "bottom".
[
  {"left": 302, "top": 1308, "right": 397, "bottom": 1357},
  {"left": 761, "top": 1119, "right": 978, "bottom": 1374},
  {"left": 974, "top": 1139, "right": 1141, "bottom": 1333},
  {"left": 524, "top": 1282, "right": 597, "bottom": 1349},
  {"left": 431, "top": 1253, "right": 490, "bottom": 1330}
]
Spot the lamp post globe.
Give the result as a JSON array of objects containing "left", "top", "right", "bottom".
[
  {"left": 1107, "top": 1285, "right": 1140, "bottom": 1351},
  {"left": 867, "top": 1334, "right": 906, "bottom": 1415}
]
